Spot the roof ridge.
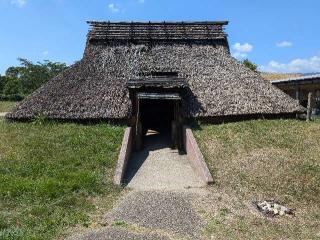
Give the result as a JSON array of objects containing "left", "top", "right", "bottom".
[
  {"left": 87, "top": 20, "right": 229, "bottom": 25},
  {"left": 271, "top": 74, "right": 320, "bottom": 83},
  {"left": 87, "top": 20, "right": 228, "bottom": 42}
]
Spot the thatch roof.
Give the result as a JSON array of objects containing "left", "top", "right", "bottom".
[
  {"left": 7, "top": 21, "right": 304, "bottom": 121},
  {"left": 87, "top": 21, "right": 228, "bottom": 42},
  {"left": 262, "top": 72, "right": 303, "bottom": 81}
]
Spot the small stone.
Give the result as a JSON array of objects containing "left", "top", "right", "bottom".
[
  {"left": 255, "top": 200, "right": 293, "bottom": 217},
  {"left": 274, "top": 204, "right": 280, "bottom": 210},
  {"left": 261, "top": 201, "right": 267, "bottom": 206}
]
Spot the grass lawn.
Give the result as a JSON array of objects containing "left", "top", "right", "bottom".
[
  {"left": 194, "top": 119, "right": 320, "bottom": 240},
  {"left": 0, "top": 101, "right": 18, "bottom": 113},
  {"left": 0, "top": 120, "right": 124, "bottom": 239}
]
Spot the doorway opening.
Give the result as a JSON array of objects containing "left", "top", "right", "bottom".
[
  {"left": 134, "top": 93, "right": 182, "bottom": 151},
  {"left": 140, "top": 99, "right": 174, "bottom": 149},
  {"left": 140, "top": 99, "right": 173, "bottom": 135}
]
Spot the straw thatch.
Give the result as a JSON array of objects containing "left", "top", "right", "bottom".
[{"left": 7, "top": 21, "right": 304, "bottom": 121}]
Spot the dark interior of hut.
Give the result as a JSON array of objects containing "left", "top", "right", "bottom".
[{"left": 140, "top": 99, "right": 174, "bottom": 147}]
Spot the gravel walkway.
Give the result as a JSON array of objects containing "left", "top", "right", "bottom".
[
  {"left": 67, "top": 227, "right": 170, "bottom": 240},
  {"left": 105, "top": 191, "right": 205, "bottom": 239},
  {"left": 68, "top": 133, "right": 207, "bottom": 239},
  {"left": 124, "top": 133, "right": 205, "bottom": 191}
]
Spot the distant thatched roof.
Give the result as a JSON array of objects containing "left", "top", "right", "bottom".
[
  {"left": 261, "top": 72, "right": 302, "bottom": 81},
  {"left": 7, "top": 21, "right": 304, "bottom": 121}
]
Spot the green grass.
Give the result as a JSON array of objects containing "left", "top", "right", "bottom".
[
  {"left": 0, "top": 120, "right": 124, "bottom": 239},
  {"left": 0, "top": 101, "right": 18, "bottom": 112},
  {"left": 194, "top": 119, "right": 320, "bottom": 240}
]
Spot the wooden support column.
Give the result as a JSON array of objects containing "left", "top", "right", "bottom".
[
  {"left": 171, "top": 100, "right": 183, "bottom": 152},
  {"left": 171, "top": 101, "right": 178, "bottom": 149},
  {"left": 135, "top": 96, "right": 142, "bottom": 150},
  {"left": 176, "top": 101, "right": 183, "bottom": 152},
  {"left": 307, "top": 92, "right": 312, "bottom": 122}
]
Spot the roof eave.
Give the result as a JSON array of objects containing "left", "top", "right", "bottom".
[{"left": 86, "top": 20, "right": 229, "bottom": 26}]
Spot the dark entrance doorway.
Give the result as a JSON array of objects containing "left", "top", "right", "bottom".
[
  {"left": 126, "top": 77, "right": 188, "bottom": 152},
  {"left": 134, "top": 93, "right": 182, "bottom": 151},
  {"left": 140, "top": 99, "right": 174, "bottom": 136}
]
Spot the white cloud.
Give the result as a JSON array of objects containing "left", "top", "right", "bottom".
[
  {"left": 276, "top": 41, "right": 293, "bottom": 48},
  {"left": 232, "top": 42, "right": 253, "bottom": 59},
  {"left": 10, "top": 0, "right": 27, "bottom": 8},
  {"left": 260, "top": 55, "right": 320, "bottom": 73},
  {"left": 108, "top": 3, "right": 120, "bottom": 13},
  {"left": 42, "top": 51, "right": 49, "bottom": 56},
  {"left": 232, "top": 42, "right": 253, "bottom": 53},
  {"left": 232, "top": 52, "right": 248, "bottom": 59}
]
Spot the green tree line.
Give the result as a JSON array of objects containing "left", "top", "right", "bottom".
[{"left": 0, "top": 58, "right": 68, "bottom": 100}]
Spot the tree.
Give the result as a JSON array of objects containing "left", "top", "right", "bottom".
[
  {"left": 3, "top": 77, "right": 21, "bottom": 95},
  {"left": 0, "top": 75, "right": 5, "bottom": 93},
  {"left": 15, "top": 58, "right": 68, "bottom": 95},
  {"left": 241, "top": 59, "right": 258, "bottom": 72},
  {"left": 2, "top": 59, "right": 68, "bottom": 96}
]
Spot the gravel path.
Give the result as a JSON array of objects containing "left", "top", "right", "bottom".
[
  {"left": 67, "top": 227, "right": 170, "bottom": 240},
  {"left": 124, "top": 133, "right": 205, "bottom": 191},
  {"left": 67, "top": 133, "right": 207, "bottom": 239},
  {"left": 106, "top": 191, "right": 205, "bottom": 239}
]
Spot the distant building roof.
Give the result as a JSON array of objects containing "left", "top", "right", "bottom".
[
  {"left": 87, "top": 21, "right": 229, "bottom": 42},
  {"left": 271, "top": 74, "right": 320, "bottom": 85}
]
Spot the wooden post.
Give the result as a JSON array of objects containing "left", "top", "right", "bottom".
[
  {"left": 307, "top": 92, "right": 312, "bottom": 122},
  {"left": 295, "top": 86, "right": 301, "bottom": 120},
  {"left": 136, "top": 121, "right": 142, "bottom": 150},
  {"left": 135, "top": 96, "right": 142, "bottom": 150},
  {"left": 171, "top": 101, "right": 179, "bottom": 150},
  {"left": 171, "top": 120, "right": 177, "bottom": 149},
  {"left": 295, "top": 85, "right": 300, "bottom": 101}
]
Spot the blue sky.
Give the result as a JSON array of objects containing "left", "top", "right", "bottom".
[{"left": 0, "top": 0, "right": 320, "bottom": 74}]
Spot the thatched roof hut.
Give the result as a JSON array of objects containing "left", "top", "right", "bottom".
[{"left": 7, "top": 21, "right": 304, "bottom": 122}]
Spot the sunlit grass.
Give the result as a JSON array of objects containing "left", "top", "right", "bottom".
[
  {"left": 0, "top": 120, "right": 124, "bottom": 239},
  {"left": 195, "top": 119, "right": 320, "bottom": 239},
  {"left": 0, "top": 101, "right": 17, "bottom": 112}
]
